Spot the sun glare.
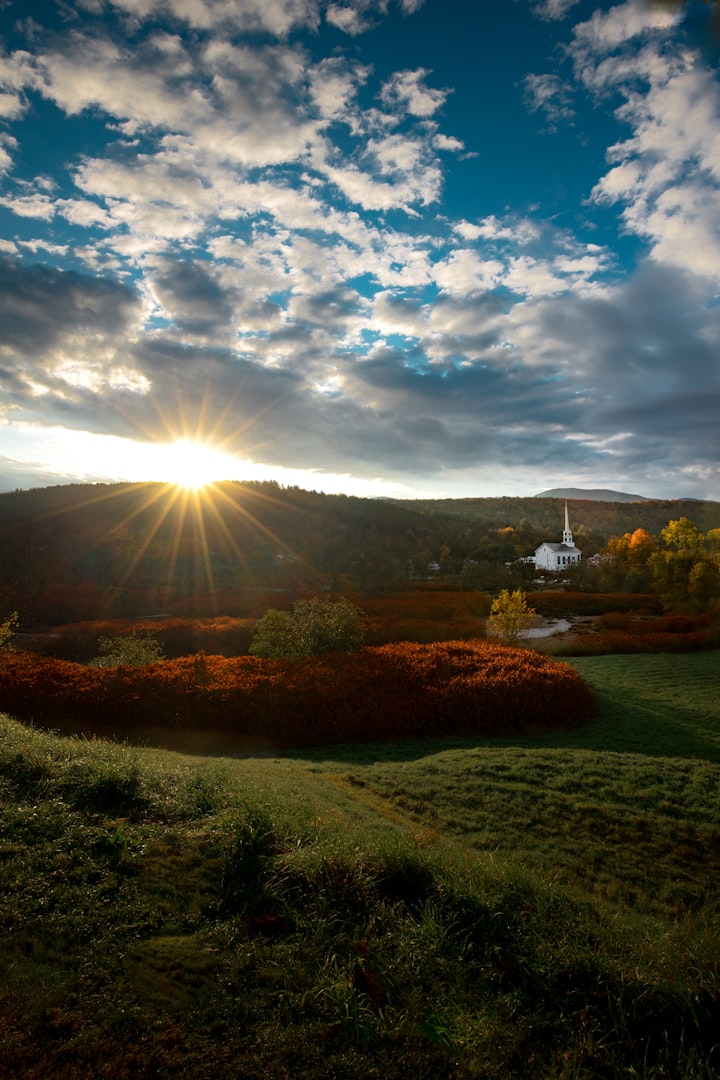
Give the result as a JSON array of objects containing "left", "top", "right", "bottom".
[{"left": 158, "top": 439, "right": 233, "bottom": 490}]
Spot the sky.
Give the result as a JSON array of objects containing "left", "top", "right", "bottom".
[{"left": 0, "top": 0, "right": 719, "bottom": 500}]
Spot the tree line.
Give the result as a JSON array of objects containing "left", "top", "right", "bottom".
[
  {"left": 594, "top": 518, "right": 720, "bottom": 609},
  {"left": 1, "top": 482, "right": 720, "bottom": 624}
]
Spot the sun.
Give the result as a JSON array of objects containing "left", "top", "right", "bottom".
[{"left": 159, "top": 439, "right": 233, "bottom": 490}]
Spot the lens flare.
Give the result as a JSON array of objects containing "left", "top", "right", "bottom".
[{"left": 158, "top": 439, "right": 233, "bottom": 489}]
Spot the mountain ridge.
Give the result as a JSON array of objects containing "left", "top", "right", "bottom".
[{"left": 535, "top": 487, "right": 651, "bottom": 503}]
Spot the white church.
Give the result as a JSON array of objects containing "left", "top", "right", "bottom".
[{"left": 532, "top": 503, "right": 582, "bottom": 572}]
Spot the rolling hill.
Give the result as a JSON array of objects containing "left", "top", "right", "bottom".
[{"left": 535, "top": 487, "right": 651, "bottom": 502}]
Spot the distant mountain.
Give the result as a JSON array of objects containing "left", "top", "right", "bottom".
[{"left": 535, "top": 488, "right": 651, "bottom": 503}]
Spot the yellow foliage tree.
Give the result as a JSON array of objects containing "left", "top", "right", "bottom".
[{"left": 487, "top": 589, "right": 536, "bottom": 645}]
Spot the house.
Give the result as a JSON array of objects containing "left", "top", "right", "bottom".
[{"left": 533, "top": 503, "right": 582, "bottom": 572}]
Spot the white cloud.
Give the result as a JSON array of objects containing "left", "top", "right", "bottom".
[
  {"left": 523, "top": 72, "right": 575, "bottom": 127},
  {"left": 504, "top": 255, "right": 570, "bottom": 297},
  {"left": 432, "top": 133, "right": 464, "bottom": 152},
  {"left": 532, "top": 0, "right": 582, "bottom": 21},
  {"left": 36, "top": 35, "right": 209, "bottom": 128},
  {"left": 108, "top": 0, "right": 322, "bottom": 35},
  {"left": 324, "top": 0, "right": 424, "bottom": 36},
  {"left": 453, "top": 220, "right": 483, "bottom": 241},
  {"left": 56, "top": 198, "right": 116, "bottom": 230},
  {"left": 585, "top": 28, "right": 720, "bottom": 282},
  {"left": 0, "top": 51, "right": 34, "bottom": 120},
  {"left": 325, "top": 4, "right": 372, "bottom": 34},
  {"left": 0, "top": 191, "right": 56, "bottom": 219},
  {"left": 434, "top": 249, "right": 504, "bottom": 295},
  {"left": 630, "top": 181, "right": 720, "bottom": 280},
  {"left": 372, "top": 290, "right": 427, "bottom": 337},
  {"left": 553, "top": 251, "right": 608, "bottom": 277},
  {"left": 0, "top": 134, "right": 17, "bottom": 173},
  {"left": 464, "top": 214, "right": 540, "bottom": 244},
  {"left": 17, "top": 240, "right": 70, "bottom": 256},
  {"left": 309, "top": 56, "right": 371, "bottom": 121},
  {"left": 380, "top": 68, "right": 449, "bottom": 118},
  {"left": 573, "top": 1, "right": 681, "bottom": 53},
  {"left": 319, "top": 150, "right": 442, "bottom": 212}
]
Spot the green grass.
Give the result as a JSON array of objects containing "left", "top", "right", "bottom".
[{"left": 1, "top": 651, "right": 719, "bottom": 1077}]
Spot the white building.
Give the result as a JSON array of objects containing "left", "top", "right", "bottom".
[{"left": 533, "top": 503, "right": 582, "bottom": 572}]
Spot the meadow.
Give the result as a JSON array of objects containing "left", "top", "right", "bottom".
[{"left": 1, "top": 650, "right": 719, "bottom": 1078}]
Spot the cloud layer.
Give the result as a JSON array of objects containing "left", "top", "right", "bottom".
[{"left": 0, "top": 0, "right": 719, "bottom": 499}]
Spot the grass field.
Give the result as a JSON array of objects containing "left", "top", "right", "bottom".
[{"left": 1, "top": 652, "right": 719, "bottom": 1078}]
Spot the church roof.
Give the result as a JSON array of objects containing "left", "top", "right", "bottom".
[{"left": 536, "top": 542, "right": 580, "bottom": 553}]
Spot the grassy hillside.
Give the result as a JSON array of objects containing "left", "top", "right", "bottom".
[{"left": 1, "top": 652, "right": 719, "bottom": 1078}]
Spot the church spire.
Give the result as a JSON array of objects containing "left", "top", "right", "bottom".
[{"left": 562, "top": 502, "right": 573, "bottom": 546}]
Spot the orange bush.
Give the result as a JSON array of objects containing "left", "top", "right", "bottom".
[{"left": 0, "top": 642, "right": 595, "bottom": 747}]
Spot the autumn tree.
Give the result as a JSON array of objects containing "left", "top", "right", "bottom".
[
  {"left": 627, "top": 528, "right": 655, "bottom": 565},
  {"left": 649, "top": 518, "right": 720, "bottom": 609},
  {"left": 599, "top": 526, "right": 663, "bottom": 592},
  {"left": 487, "top": 589, "right": 536, "bottom": 645}
]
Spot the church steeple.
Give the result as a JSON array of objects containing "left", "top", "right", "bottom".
[{"left": 562, "top": 502, "right": 573, "bottom": 546}]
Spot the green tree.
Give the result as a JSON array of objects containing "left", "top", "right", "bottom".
[
  {"left": 248, "top": 609, "right": 297, "bottom": 659},
  {"left": 705, "top": 528, "right": 720, "bottom": 555},
  {"left": 89, "top": 632, "right": 165, "bottom": 668},
  {"left": 487, "top": 589, "right": 536, "bottom": 645},
  {"left": 651, "top": 518, "right": 708, "bottom": 604},
  {"left": 250, "top": 597, "right": 365, "bottom": 659},
  {"left": 688, "top": 560, "right": 720, "bottom": 606},
  {"left": 659, "top": 518, "right": 705, "bottom": 556}
]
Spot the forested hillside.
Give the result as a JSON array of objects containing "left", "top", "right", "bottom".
[
  {"left": 393, "top": 495, "right": 720, "bottom": 537},
  {"left": 1, "top": 481, "right": 719, "bottom": 624}
]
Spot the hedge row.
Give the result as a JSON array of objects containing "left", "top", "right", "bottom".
[{"left": 0, "top": 641, "right": 596, "bottom": 747}]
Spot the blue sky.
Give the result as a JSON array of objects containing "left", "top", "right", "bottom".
[{"left": 0, "top": 0, "right": 719, "bottom": 499}]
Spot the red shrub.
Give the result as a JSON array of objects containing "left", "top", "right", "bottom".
[{"left": 0, "top": 642, "right": 596, "bottom": 747}]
